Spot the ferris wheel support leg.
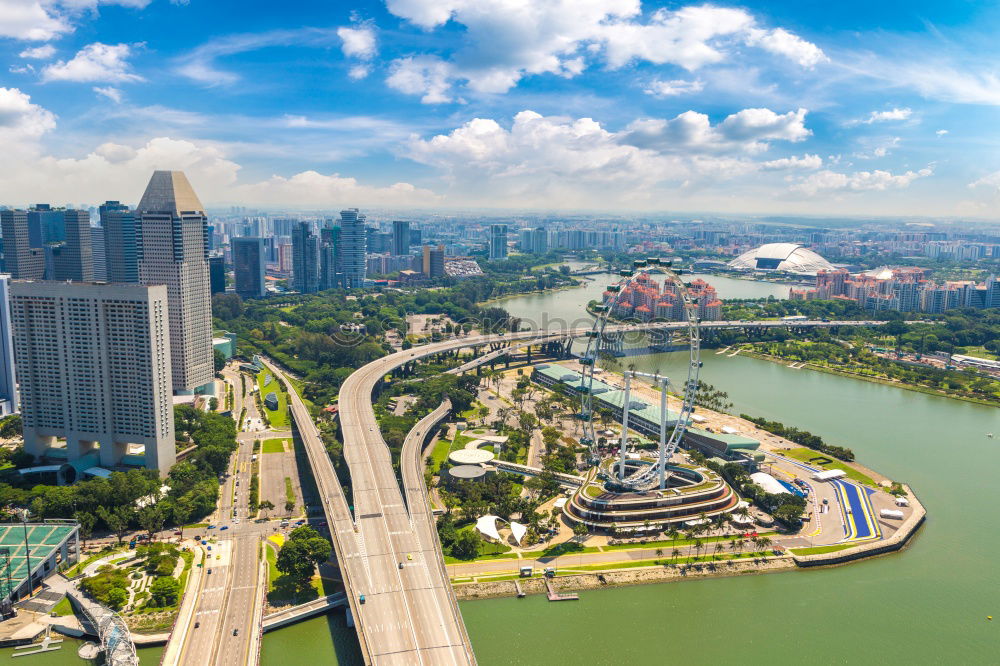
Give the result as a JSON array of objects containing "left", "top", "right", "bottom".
[
  {"left": 658, "top": 377, "right": 669, "bottom": 489},
  {"left": 618, "top": 373, "right": 632, "bottom": 482}
]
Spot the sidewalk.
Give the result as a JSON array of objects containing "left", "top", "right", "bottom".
[{"left": 160, "top": 545, "right": 205, "bottom": 666}]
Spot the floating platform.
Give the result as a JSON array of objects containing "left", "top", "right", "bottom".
[{"left": 545, "top": 580, "right": 579, "bottom": 602}]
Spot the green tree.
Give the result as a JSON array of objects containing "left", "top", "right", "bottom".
[
  {"left": 213, "top": 348, "right": 226, "bottom": 374},
  {"left": 106, "top": 587, "right": 128, "bottom": 610},
  {"left": 98, "top": 506, "right": 132, "bottom": 546},
  {"left": 451, "top": 530, "right": 481, "bottom": 560},
  {"left": 149, "top": 576, "right": 181, "bottom": 607},
  {"left": 276, "top": 527, "right": 332, "bottom": 583}
]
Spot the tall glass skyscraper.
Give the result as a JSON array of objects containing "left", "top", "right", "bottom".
[
  {"left": 291, "top": 222, "right": 320, "bottom": 293},
  {"left": 100, "top": 200, "right": 139, "bottom": 283},
  {"left": 339, "top": 209, "right": 367, "bottom": 289},
  {"left": 233, "top": 236, "right": 266, "bottom": 299}
]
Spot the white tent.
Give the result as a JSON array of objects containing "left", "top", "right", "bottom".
[
  {"left": 475, "top": 515, "right": 502, "bottom": 542},
  {"left": 750, "top": 472, "right": 787, "bottom": 495},
  {"left": 812, "top": 469, "right": 847, "bottom": 482},
  {"left": 509, "top": 522, "right": 527, "bottom": 546}
]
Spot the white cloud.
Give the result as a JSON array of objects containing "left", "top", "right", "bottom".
[
  {"left": 760, "top": 154, "right": 822, "bottom": 170},
  {"left": 0, "top": 86, "right": 57, "bottom": 142},
  {"left": 643, "top": 78, "right": 703, "bottom": 97},
  {"left": 0, "top": 0, "right": 71, "bottom": 40},
  {"left": 42, "top": 42, "right": 143, "bottom": 83},
  {"left": 791, "top": 167, "right": 932, "bottom": 195},
  {"left": 968, "top": 171, "right": 1000, "bottom": 190},
  {"left": 19, "top": 44, "right": 55, "bottom": 59},
  {"left": 936, "top": 129, "right": 948, "bottom": 136},
  {"left": 337, "top": 25, "right": 376, "bottom": 60},
  {"left": 93, "top": 85, "right": 122, "bottom": 102},
  {"left": 862, "top": 107, "right": 912, "bottom": 124},
  {"left": 745, "top": 27, "right": 828, "bottom": 67},
  {"left": 59, "top": 1, "right": 153, "bottom": 8},
  {"left": 384, "top": 1, "right": 825, "bottom": 102},
  {"left": 387, "top": 56, "right": 454, "bottom": 103},
  {"left": 623, "top": 107, "right": 810, "bottom": 154}
]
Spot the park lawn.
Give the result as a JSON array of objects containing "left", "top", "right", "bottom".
[
  {"left": 565, "top": 551, "right": 776, "bottom": 572},
  {"left": 790, "top": 544, "right": 853, "bottom": 556},
  {"left": 262, "top": 438, "right": 288, "bottom": 454},
  {"left": 257, "top": 372, "right": 289, "bottom": 429},
  {"left": 63, "top": 546, "right": 126, "bottom": 578},
  {"left": 959, "top": 345, "right": 999, "bottom": 361},
  {"left": 265, "top": 543, "right": 324, "bottom": 604},
  {"left": 521, "top": 541, "right": 601, "bottom": 558},
  {"left": 601, "top": 531, "right": 777, "bottom": 552},
  {"left": 429, "top": 438, "right": 452, "bottom": 472},
  {"left": 780, "top": 448, "right": 877, "bottom": 487},
  {"left": 51, "top": 596, "right": 74, "bottom": 616},
  {"left": 449, "top": 433, "right": 476, "bottom": 452}
]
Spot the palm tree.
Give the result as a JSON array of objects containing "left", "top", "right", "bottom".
[
  {"left": 671, "top": 548, "right": 681, "bottom": 565},
  {"left": 728, "top": 538, "right": 738, "bottom": 557},
  {"left": 713, "top": 542, "right": 724, "bottom": 560},
  {"left": 693, "top": 538, "right": 703, "bottom": 560}
]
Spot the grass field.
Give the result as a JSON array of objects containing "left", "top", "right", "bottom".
[
  {"left": 262, "top": 438, "right": 288, "bottom": 454},
  {"left": 51, "top": 596, "right": 74, "bottom": 616},
  {"left": 257, "top": 372, "right": 289, "bottom": 429},
  {"left": 780, "top": 448, "right": 877, "bottom": 487}
]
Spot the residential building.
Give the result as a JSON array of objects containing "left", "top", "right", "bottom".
[
  {"left": 291, "top": 222, "right": 320, "bottom": 293},
  {"left": 489, "top": 224, "right": 508, "bottom": 260},
  {"left": 531, "top": 226, "right": 548, "bottom": 254},
  {"left": 233, "top": 237, "right": 266, "bottom": 299},
  {"left": 340, "top": 208, "right": 367, "bottom": 289},
  {"left": 100, "top": 201, "right": 139, "bottom": 284},
  {"left": 9, "top": 281, "right": 175, "bottom": 474},
  {"left": 320, "top": 225, "right": 341, "bottom": 289},
  {"left": 137, "top": 170, "right": 214, "bottom": 394},
  {"left": 423, "top": 244, "right": 445, "bottom": 278}
]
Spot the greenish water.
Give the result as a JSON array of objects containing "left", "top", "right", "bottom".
[
  {"left": 458, "top": 341, "right": 999, "bottom": 663},
  {"left": 500, "top": 272, "right": 788, "bottom": 330}
]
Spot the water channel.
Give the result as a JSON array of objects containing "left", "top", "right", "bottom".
[{"left": 8, "top": 272, "right": 996, "bottom": 664}]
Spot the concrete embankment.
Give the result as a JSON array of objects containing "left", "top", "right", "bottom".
[
  {"left": 454, "top": 557, "right": 796, "bottom": 601},
  {"left": 793, "top": 485, "right": 926, "bottom": 567}
]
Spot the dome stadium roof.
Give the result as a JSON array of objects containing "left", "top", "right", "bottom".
[{"left": 727, "top": 243, "right": 834, "bottom": 275}]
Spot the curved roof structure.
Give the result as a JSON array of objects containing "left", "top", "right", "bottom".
[
  {"left": 449, "top": 448, "right": 494, "bottom": 465},
  {"left": 728, "top": 243, "right": 834, "bottom": 275},
  {"left": 449, "top": 464, "right": 487, "bottom": 480}
]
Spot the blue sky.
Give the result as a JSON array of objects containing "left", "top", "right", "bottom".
[{"left": 2, "top": 0, "right": 1000, "bottom": 216}]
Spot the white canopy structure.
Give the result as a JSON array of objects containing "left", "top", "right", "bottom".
[
  {"left": 750, "top": 472, "right": 788, "bottom": 495},
  {"left": 812, "top": 469, "right": 847, "bottom": 482},
  {"left": 509, "top": 522, "right": 527, "bottom": 546},
  {"left": 475, "top": 515, "right": 502, "bottom": 542},
  {"left": 728, "top": 243, "right": 835, "bottom": 275}
]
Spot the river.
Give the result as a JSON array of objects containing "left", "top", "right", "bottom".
[{"left": 10, "top": 273, "right": 997, "bottom": 664}]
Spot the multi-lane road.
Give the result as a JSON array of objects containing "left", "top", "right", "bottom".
[{"left": 174, "top": 366, "right": 266, "bottom": 666}]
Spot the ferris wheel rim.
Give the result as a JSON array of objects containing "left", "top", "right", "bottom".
[{"left": 579, "top": 261, "right": 702, "bottom": 491}]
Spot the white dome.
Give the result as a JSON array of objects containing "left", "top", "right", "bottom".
[{"left": 728, "top": 243, "right": 834, "bottom": 275}]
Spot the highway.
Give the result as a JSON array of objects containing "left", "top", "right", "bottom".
[{"left": 268, "top": 319, "right": 885, "bottom": 664}]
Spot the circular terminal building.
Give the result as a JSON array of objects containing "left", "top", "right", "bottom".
[
  {"left": 444, "top": 464, "right": 487, "bottom": 487},
  {"left": 566, "top": 458, "right": 739, "bottom": 535}
]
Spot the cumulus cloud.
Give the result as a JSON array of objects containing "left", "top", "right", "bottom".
[
  {"left": 0, "top": 0, "right": 71, "bottom": 40},
  {"left": 643, "top": 78, "right": 703, "bottom": 97},
  {"left": 791, "top": 167, "right": 932, "bottom": 195},
  {"left": 968, "top": 171, "right": 1000, "bottom": 190},
  {"left": 405, "top": 109, "right": 823, "bottom": 206},
  {"left": 384, "top": 1, "right": 825, "bottom": 102},
  {"left": 623, "top": 107, "right": 810, "bottom": 154},
  {"left": 338, "top": 23, "right": 377, "bottom": 79},
  {"left": 42, "top": 42, "right": 143, "bottom": 83},
  {"left": 745, "top": 27, "right": 828, "bottom": 67},
  {"left": 0, "top": 86, "right": 57, "bottom": 143},
  {"left": 936, "top": 129, "right": 948, "bottom": 136},
  {"left": 19, "top": 44, "right": 55, "bottom": 59}
]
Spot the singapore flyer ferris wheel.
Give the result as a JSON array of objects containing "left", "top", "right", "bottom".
[{"left": 577, "top": 257, "right": 702, "bottom": 492}]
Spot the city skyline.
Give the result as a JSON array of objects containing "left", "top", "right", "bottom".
[{"left": 1, "top": 1, "right": 1000, "bottom": 217}]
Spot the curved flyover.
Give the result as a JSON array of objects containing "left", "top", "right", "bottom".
[{"left": 282, "top": 319, "right": 883, "bottom": 664}]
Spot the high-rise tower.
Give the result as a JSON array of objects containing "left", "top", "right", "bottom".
[
  {"left": 339, "top": 209, "right": 367, "bottom": 289},
  {"left": 489, "top": 224, "right": 508, "bottom": 260},
  {"left": 137, "top": 170, "right": 213, "bottom": 394},
  {"left": 233, "top": 237, "right": 266, "bottom": 299},
  {"left": 100, "top": 201, "right": 140, "bottom": 283},
  {"left": 391, "top": 220, "right": 410, "bottom": 256},
  {"left": 291, "top": 222, "right": 320, "bottom": 294}
]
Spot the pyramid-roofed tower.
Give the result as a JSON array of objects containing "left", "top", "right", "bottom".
[{"left": 138, "top": 170, "right": 206, "bottom": 216}]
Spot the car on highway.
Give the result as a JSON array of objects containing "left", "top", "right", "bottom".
[
  {"left": 207, "top": 525, "right": 216, "bottom": 530},
  {"left": 359, "top": 594, "right": 366, "bottom": 604},
  {"left": 233, "top": 629, "right": 239, "bottom": 636},
  {"left": 220, "top": 525, "right": 229, "bottom": 530},
  {"left": 398, "top": 562, "right": 404, "bottom": 569},
  {"left": 407, "top": 553, "right": 412, "bottom": 560},
  {"left": 207, "top": 568, "right": 212, "bottom": 574},
  {"left": 194, "top": 622, "right": 200, "bottom": 628}
]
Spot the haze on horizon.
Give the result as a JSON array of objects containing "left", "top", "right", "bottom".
[{"left": 3, "top": 0, "right": 1000, "bottom": 218}]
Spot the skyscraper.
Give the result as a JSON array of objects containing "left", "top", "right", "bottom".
[
  {"left": 100, "top": 201, "right": 139, "bottom": 284},
  {"left": 320, "top": 224, "right": 341, "bottom": 290},
  {"left": 291, "top": 222, "right": 320, "bottom": 294},
  {"left": 9, "top": 281, "right": 175, "bottom": 474},
  {"left": 392, "top": 220, "right": 410, "bottom": 256},
  {"left": 233, "top": 236, "right": 266, "bottom": 299},
  {"left": 531, "top": 227, "right": 548, "bottom": 255},
  {"left": 339, "top": 209, "right": 367, "bottom": 289},
  {"left": 53, "top": 210, "right": 93, "bottom": 281},
  {"left": 0, "top": 210, "right": 44, "bottom": 279},
  {"left": 208, "top": 255, "right": 226, "bottom": 294},
  {"left": 423, "top": 244, "right": 445, "bottom": 277},
  {"left": 137, "top": 170, "right": 213, "bottom": 394},
  {"left": 489, "top": 224, "right": 508, "bottom": 260},
  {"left": 0, "top": 275, "right": 17, "bottom": 416},
  {"left": 90, "top": 226, "right": 107, "bottom": 282}
]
